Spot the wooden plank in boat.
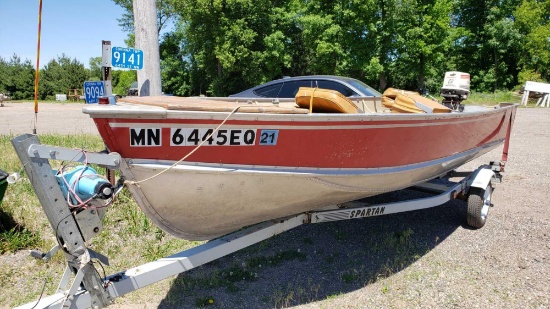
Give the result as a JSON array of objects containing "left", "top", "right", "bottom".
[
  {"left": 295, "top": 87, "right": 359, "bottom": 113},
  {"left": 381, "top": 88, "right": 451, "bottom": 114},
  {"left": 394, "top": 93, "right": 451, "bottom": 113},
  {"left": 118, "top": 96, "right": 309, "bottom": 114},
  {"left": 382, "top": 88, "right": 419, "bottom": 99}
]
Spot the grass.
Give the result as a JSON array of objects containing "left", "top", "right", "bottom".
[
  {"left": 169, "top": 249, "right": 307, "bottom": 296},
  {"left": 0, "top": 134, "right": 198, "bottom": 307},
  {"left": 271, "top": 278, "right": 322, "bottom": 308},
  {"left": 463, "top": 90, "right": 522, "bottom": 105},
  {"left": 246, "top": 250, "right": 307, "bottom": 268},
  {"left": 0, "top": 227, "right": 42, "bottom": 254},
  {"left": 195, "top": 296, "right": 215, "bottom": 307},
  {"left": 0, "top": 133, "right": 315, "bottom": 307}
]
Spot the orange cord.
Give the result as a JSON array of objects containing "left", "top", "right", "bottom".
[{"left": 33, "top": 0, "right": 43, "bottom": 133}]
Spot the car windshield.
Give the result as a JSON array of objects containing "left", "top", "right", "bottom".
[{"left": 345, "top": 79, "right": 382, "bottom": 96}]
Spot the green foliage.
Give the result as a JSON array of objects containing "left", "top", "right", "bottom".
[
  {"left": 341, "top": 269, "right": 359, "bottom": 283},
  {"left": 0, "top": 53, "right": 138, "bottom": 100},
  {"left": 195, "top": 296, "right": 215, "bottom": 307},
  {"left": 0, "top": 228, "right": 42, "bottom": 254},
  {"left": 0, "top": 55, "right": 35, "bottom": 100},
  {"left": 246, "top": 250, "right": 307, "bottom": 268},
  {"left": 2, "top": 0, "right": 548, "bottom": 99},
  {"left": 515, "top": 0, "right": 550, "bottom": 82},
  {"left": 452, "top": 0, "right": 523, "bottom": 92},
  {"left": 112, "top": 70, "right": 137, "bottom": 96},
  {"left": 173, "top": 0, "right": 456, "bottom": 95},
  {"left": 517, "top": 69, "right": 545, "bottom": 86},
  {"left": 39, "top": 55, "right": 88, "bottom": 100},
  {"left": 464, "top": 90, "right": 521, "bottom": 105},
  {"left": 88, "top": 57, "right": 102, "bottom": 81},
  {"left": 112, "top": 0, "right": 176, "bottom": 34},
  {"left": 178, "top": 0, "right": 282, "bottom": 95},
  {"left": 159, "top": 29, "right": 192, "bottom": 96},
  {"left": 390, "top": 0, "right": 453, "bottom": 91}
]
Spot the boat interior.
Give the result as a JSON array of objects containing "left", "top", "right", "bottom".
[{"left": 117, "top": 87, "right": 488, "bottom": 115}]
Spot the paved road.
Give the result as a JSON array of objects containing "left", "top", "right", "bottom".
[{"left": 0, "top": 102, "right": 98, "bottom": 135}]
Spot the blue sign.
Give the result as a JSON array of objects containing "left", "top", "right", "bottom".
[
  {"left": 111, "top": 47, "right": 143, "bottom": 70},
  {"left": 84, "top": 81, "right": 105, "bottom": 104},
  {"left": 259, "top": 130, "right": 279, "bottom": 145}
]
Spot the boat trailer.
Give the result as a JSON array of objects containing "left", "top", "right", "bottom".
[{"left": 12, "top": 133, "right": 503, "bottom": 309}]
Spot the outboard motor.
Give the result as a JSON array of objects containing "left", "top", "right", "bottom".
[{"left": 440, "top": 71, "right": 470, "bottom": 112}]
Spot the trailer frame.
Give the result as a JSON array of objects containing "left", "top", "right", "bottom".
[{"left": 12, "top": 133, "right": 500, "bottom": 309}]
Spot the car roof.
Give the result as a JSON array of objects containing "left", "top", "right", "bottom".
[
  {"left": 262, "top": 75, "right": 356, "bottom": 85},
  {"left": 230, "top": 75, "right": 381, "bottom": 97}
]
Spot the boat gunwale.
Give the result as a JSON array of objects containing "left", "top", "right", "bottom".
[{"left": 82, "top": 103, "right": 517, "bottom": 123}]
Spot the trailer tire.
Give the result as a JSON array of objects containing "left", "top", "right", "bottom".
[{"left": 467, "top": 184, "right": 492, "bottom": 229}]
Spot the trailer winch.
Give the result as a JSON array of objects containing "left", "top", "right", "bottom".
[{"left": 55, "top": 165, "right": 114, "bottom": 206}]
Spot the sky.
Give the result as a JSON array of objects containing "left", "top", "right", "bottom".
[{"left": 0, "top": 0, "right": 130, "bottom": 68}]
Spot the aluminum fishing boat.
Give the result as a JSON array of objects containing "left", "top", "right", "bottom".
[{"left": 83, "top": 95, "right": 516, "bottom": 240}]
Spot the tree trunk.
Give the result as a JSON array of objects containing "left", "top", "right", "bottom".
[
  {"left": 494, "top": 47, "right": 498, "bottom": 92},
  {"left": 379, "top": 72, "right": 387, "bottom": 91},
  {"left": 418, "top": 53, "right": 426, "bottom": 93}
]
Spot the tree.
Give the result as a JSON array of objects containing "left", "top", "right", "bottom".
[
  {"left": 478, "top": 8, "right": 522, "bottom": 91},
  {"left": 515, "top": 0, "right": 550, "bottom": 82},
  {"left": 371, "top": 0, "right": 399, "bottom": 90},
  {"left": 39, "top": 55, "right": 88, "bottom": 100},
  {"left": 177, "top": 0, "right": 284, "bottom": 95},
  {"left": 0, "top": 55, "right": 35, "bottom": 100},
  {"left": 159, "top": 29, "right": 191, "bottom": 96},
  {"left": 453, "top": 0, "right": 522, "bottom": 92},
  {"left": 88, "top": 57, "right": 103, "bottom": 81},
  {"left": 112, "top": 70, "right": 137, "bottom": 95},
  {"left": 388, "top": 0, "right": 453, "bottom": 92},
  {"left": 112, "top": 0, "right": 176, "bottom": 36}
]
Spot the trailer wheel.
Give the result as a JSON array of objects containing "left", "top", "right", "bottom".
[{"left": 466, "top": 184, "right": 492, "bottom": 228}]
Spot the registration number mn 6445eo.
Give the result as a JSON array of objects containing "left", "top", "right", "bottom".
[{"left": 129, "top": 128, "right": 279, "bottom": 147}]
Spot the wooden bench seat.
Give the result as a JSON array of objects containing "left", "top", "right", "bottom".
[{"left": 119, "top": 96, "right": 309, "bottom": 114}]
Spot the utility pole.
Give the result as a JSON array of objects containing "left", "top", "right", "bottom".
[{"left": 133, "top": 0, "right": 162, "bottom": 96}]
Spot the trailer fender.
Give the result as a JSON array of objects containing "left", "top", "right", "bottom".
[{"left": 467, "top": 168, "right": 495, "bottom": 192}]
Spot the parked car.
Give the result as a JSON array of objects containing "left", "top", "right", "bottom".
[
  {"left": 127, "top": 82, "right": 138, "bottom": 96},
  {"left": 229, "top": 75, "right": 381, "bottom": 98}
]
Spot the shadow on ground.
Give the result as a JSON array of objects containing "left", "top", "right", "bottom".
[
  {"left": 0, "top": 179, "right": 17, "bottom": 232},
  {"left": 0, "top": 205, "right": 18, "bottom": 232},
  {"left": 156, "top": 188, "right": 468, "bottom": 308}
]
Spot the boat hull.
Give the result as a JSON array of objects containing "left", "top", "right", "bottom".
[{"left": 84, "top": 103, "right": 517, "bottom": 240}]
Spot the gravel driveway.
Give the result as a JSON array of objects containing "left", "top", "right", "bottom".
[
  {"left": 1, "top": 103, "right": 548, "bottom": 308},
  {"left": 0, "top": 102, "right": 97, "bottom": 135}
]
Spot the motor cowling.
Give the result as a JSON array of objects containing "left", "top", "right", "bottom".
[
  {"left": 440, "top": 71, "right": 470, "bottom": 99},
  {"left": 440, "top": 71, "right": 470, "bottom": 111}
]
